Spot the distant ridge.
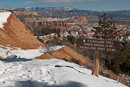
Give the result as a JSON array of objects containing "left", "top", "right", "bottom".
[{"left": 9, "top": 7, "right": 130, "bottom": 25}]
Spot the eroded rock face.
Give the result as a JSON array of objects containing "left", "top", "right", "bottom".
[
  {"left": 75, "top": 16, "right": 89, "bottom": 23},
  {"left": 28, "top": 20, "right": 68, "bottom": 27},
  {"left": 25, "top": 16, "right": 89, "bottom": 27},
  {"left": 13, "top": 11, "right": 39, "bottom": 16},
  {"left": 0, "top": 12, "right": 44, "bottom": 49}
]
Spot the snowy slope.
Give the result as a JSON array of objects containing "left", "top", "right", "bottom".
[
  {"left": 0, "top": 45, "right": 127, "bottom": 87},
  {"left": 0, "top": 45, "right": 64, "bottom": 59},
  {"left": 0, "top": 58, "right": 127, "bottom": 87},
  {"left": 0, "top": 12, "right": 11, "bottom": 29}
]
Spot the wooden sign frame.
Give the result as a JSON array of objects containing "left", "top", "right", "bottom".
[{"left": 76, "top": 38, "right": 120, "bottom": 52}]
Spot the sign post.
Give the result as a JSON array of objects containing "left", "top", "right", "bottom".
[
  {"left": 76, "top": 38, "right": 120, "bottom": 77},
  {"left": 92, "top": 51, "right": 99, "bottom": 77}
]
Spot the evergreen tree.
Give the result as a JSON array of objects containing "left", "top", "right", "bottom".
[
  {"left": 93, "top": 13, "right": 130, "bottom": 76},
  {"left": 93, "top": 13, "right": 120, "bottom": 39}
]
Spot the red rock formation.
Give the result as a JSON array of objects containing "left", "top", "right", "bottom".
[
  {"left": 13, "top": 11, "right": 39, "bottom": 16},
  {"left": 66, "top": 16, "right": 89, "bottom": 23},
  {"left": 0, "top": 12, "right": 44, "bottom": 49},
  {"left": 26, "top": 16, "right": 88, "bottom": 27},
  {"left": 76, "top": 16, "right": 89, "bottom": 23},
  {"left": 36, "top": 53, "right": 53, "bottom": 59}
]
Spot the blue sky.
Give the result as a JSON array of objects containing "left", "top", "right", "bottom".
[{"left": 0, "top": 0, "right": 130, "bottom": 11}]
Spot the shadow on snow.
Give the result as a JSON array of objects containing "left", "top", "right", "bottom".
[
  {"left": 55, "top": 65, "right": 86, "bottom": 75},
  {"left": 0, "top": 55, "right": 33, "bottom": 62},
  {"left": 15, "top": 80, "right": 87, "bottom": 87}
]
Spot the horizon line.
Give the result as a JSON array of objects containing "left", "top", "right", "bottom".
[{"left": 1, "top": 6, "right": 130, "bottom": 12}]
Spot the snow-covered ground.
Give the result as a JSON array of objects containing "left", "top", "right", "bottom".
[
  {"left": 0, "top": 58, "right": 127, "bottom": 87},
  {"left": 0, "top": 12, "right": 11, "bottom": 29},
  {"left": 0, "top": 45, "right": 127, "bottom": 87},
  {"left": 0, "top": 45, "right": 64, "bottom": 59}
]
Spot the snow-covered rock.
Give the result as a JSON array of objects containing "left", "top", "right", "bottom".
[{"left": 0, "top": 12, "right": 11, "bottom": 29}]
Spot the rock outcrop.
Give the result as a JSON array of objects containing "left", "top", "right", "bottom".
[
  {"left": 75, "top": 16, "right": 89, "bottom": 23},
  {"left": 13, "top": 11, "right": 39, "bottom": 16},
  {"left": 24, "top": 16, "right": 88, "bottom": 27},
  {"left": 0, "top": 11, "right": 44, "bottom": 49}
]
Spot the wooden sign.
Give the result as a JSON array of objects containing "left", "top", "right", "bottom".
[
  {"left": 76, "top": 38, "right": 120, "bottom": 52},
  {"left": 76, "top": 38, "right": 121, "bottom": 77}
]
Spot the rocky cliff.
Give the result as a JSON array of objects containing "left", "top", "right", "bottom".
[
  {"left": 0, "top": 11, "right": 43, "bottom": 49},
  {"left": 27, "top": 16, "right": 88, "bottom": 27},
  {"left": 13, "top": 11, "right": 39, "bottom": 16}
]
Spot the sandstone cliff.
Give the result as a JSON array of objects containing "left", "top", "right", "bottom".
[
  {"left": 24, "top": 16, "right": 88, "bottom": 27},
  {"left": 0, "top": 11, "right": 44, "bottom": 49},
  {"left": 13, "top": 11, "right": 39, "bottom": 16}
]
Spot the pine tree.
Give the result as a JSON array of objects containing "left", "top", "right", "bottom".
[
  {"left": 93, "top": 13, "right": 130, "bottom": 76},
  {"left": 93, "top": 13, "right": 120, "bottom": 40}
]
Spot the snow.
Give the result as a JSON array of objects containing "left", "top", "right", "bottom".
[
  {"left": 41, "top": 33, "right": 56, "bottom": 38},
  {"left": 0, "top": 12, "right": 12, "bottom": 29},
  {"left": 43, "top": 33, "right": 56, "bottom": 37},
  {"left": 0, "top": 45, "right": 64, "bottom": 59},
  {"left": 47, "top": 18, "right": 70, "bottom": 21},
  {"left": 0, "top": 59, "right": 127, "bottom": 87},
  {"left": 0, "top": 45, "right": 127, "bottom": 87}
]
